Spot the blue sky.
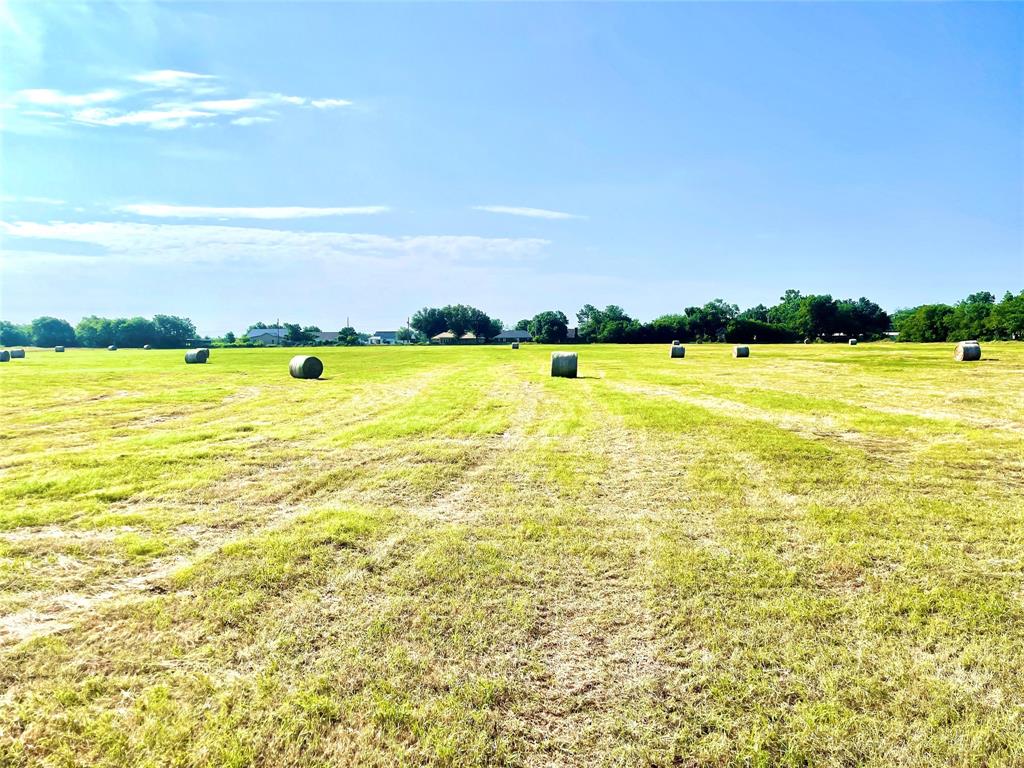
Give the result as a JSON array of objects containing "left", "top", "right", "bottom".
[{"left": 1, "top": 1, "right": 1021, "bottom": 336}]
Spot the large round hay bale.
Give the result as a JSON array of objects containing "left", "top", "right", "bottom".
[
  {"left": 849, "top": 338, "right": 858, "bottom": 346},
  {"left": 0, "top": 351, "right": 9, "bottom": 362},
  {"left": 184, "top": 350, "right": 207, "bottom": 364},
  {"left": 9, "top": 349, "right": 25, "bottom": 359},
  {"left": 54, "top": 346, "right": 65, "bottom": 352},
  {"left": 196, "top": 347, "right": 210, "bottom": 361},
  {"left": 108, "top": 345, "right": 117, "bottom": 351},
  {"left": 733, "top": 345, "right": 750, "bottom": 358},
  {"left": 670, "top": 344, "right": 685, "bottom": 359},
  {"left": 550, "top": 351, "right": 578, "bottom": 378},
  {"left": 954, "top": 340, "right": 981, "bottom": 362},
  {"left": 143, "top": 344, "right": 151, "bottom": 350},
  {"left": 290, "top": 355, "right": 324, "bottom": 379},
  {"left": 511, "top": 342, "right": 520, "bottom": 349}
]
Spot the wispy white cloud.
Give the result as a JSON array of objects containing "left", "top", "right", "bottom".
[
  {"left": 473, "top": 205, "right": 585, "bottom": 220},
  {"left": 310, "top": 98, "right": 352, "bottom": 109},
  {"left": 0, "top": 220, "right": 549, "bottom": 268},
  {"left": 0, "top": 195, "right": 65, "bottom": 205},
  {"left": 17, "top": 88, "right": 122, "bottom": 107},
  {"left": 72, "top": 106, "right": 216, "bottom": 130},
  {"left": 4, "top": 71, "right": 353, "bottom": 132},
  {"left": 113, "top": 203, "right": 391, "bottom": 219},
  {"left": 231, "top": 116, "right": 272, "bottom": 127},
  {"left": 130, "top": 70, "right": 216, "bottom": 89}
]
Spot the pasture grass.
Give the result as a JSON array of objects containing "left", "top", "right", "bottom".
[{"left": 1, "top": 342, "right": 1023, "bottom": 766}]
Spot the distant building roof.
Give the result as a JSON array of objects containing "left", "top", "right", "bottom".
[
  {"left": 247, "top": 328, "right": 286, "bottom": 338},
  {"left": 566, "top": 327, "right": 578, "bottom": 339},
  {"left": 374, "top": 331, "right": 398, "bottom": 340},
  {"left": 459, "top": 332, "right": 477, "bottom": 340},
  {"left": 432, "top": 331, "right": 456, "bottom": 340},
  {"left": 316, "top": 331, "right": 340, "bottom": 342},
  {"left": 492, "top": 329, "right": 532, "bottom": 341}
]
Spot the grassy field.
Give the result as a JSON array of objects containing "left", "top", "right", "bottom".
[{"left": 1, "top": 342, "right": 1023, "bottom": 767}]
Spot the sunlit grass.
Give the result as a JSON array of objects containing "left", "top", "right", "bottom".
[{"left": 1, "top": 342, "right": 1023, "bottom": 766}]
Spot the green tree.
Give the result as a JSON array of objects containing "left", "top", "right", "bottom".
[
  {"left": 515, "top": 319, "right": 531, "bottom": 332},
  {"left": 30, "top": 317, "right": 76, "bottom": 347},
  {"left": 529, "top": 310, "right": 569, "bottom": 343},
  {"left": 685, "top": 300, "right": 738, "bottom": 341},
  {"left": 988, "top": 291, "right": 1024, "bottom": 339},
  {"left": 947, "top": 291, "right": 995, "bottom": 340},
  {"left": 410, "top": 307, "right": 448, "bottom": 339},
  {"left": 337, "top": 326, "right": 361, "bottom": 346},
  {"left": 893, "top": 304, "right": 954, "bottom": 342},
  {"left": 116, "top": 317, "right": 157, "bottom": 348},
  {"left": 75, "top": 316, "right": 118, "bottom": 347},
  {"left": 153, "top": 315, "right": 197, "bottom": 348},
  {"left": 0, "top": 321, "right": 31, "bottom": 346},
  {"left": 223, "top": 331, "right": 236, "bottom": 344},
  {"left": 649, "top": 314, "right": 691, "bottom": 343}
]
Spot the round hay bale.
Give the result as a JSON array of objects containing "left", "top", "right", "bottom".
[
  {"left": 733, "top": 345, "right": 750, "bottom": 358},
  {"left": 54, "top": 346, "right": 65, "bottom": 352},
  {"left": 108, "top": 345, "right": 117, "bottom": 351},
  {"left": 672, "top": 339, "right": 681, "bottom": 346},
  {"left": 184, "top": 350, "right": 207, "bottom": 364},
  {"left": 670, "top": 344, "right": 685, "bottom": 359},
  {"left": 0, "top": 351, "right": 9, "bottom": 362},
  {"left": 143, "top": 344, "right": 151, "bottom": 350},
  {"left": 511, "top": 342, "right": 520, "bottom": 349},
  {"left": 803, "top": 338, "right": 812, "bottom": 344},
  {"left": 550, "top": 351, "right": 578, "bottom": 378},
  {"left": 196, "top": 347, "right": 210, "bottom": 362},
  {"left": 290, "top": 355, "right": 324, "bottom": 379},
  {"left": 848, "top": 338, "right": 858, "bottom": 346},
  {"left": 9, "top": 348, "right": 25, "bottom": 359},
  {"left": 954, "top": 340, "right": 981, "bottom": 362}
]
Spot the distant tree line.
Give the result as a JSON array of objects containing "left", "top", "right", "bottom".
[
  {"left": 0, "top": 315, "right": 196, "bottom": 348},
  {"left": 410, "top": 305, "right": 503, "bottom": 340},
  {"left": 891, "top": 291, "right": 1024, "bottom": 342},
  {"left": 510, "top": 291, "right": 893, "bottom": 344},
  {"left": 3, "top": 289, "right": 1020, "bottom": 349}
]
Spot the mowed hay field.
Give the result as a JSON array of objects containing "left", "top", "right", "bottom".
[{"left": 2, "top": 344, "right": 1023, "bottom": 767}]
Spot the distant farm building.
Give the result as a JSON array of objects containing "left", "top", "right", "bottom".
[
  {"left": 368, "top": 331, "right": 398, "bottom": 345},
  {"left": 491, "top": 329, "right": 533, "bottom": 343},
  {"left": 248, "top": 328, "right": 287, "bottom": 345},
  {"left": 430, "top": 331, "right": 483, "bottom": 345},
  {"left": 315, "top": 331, "right": 340, "bottom": 344}
]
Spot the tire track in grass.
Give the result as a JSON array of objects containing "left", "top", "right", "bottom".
[{"left": 497, "top": 378, "right": 705, "bottom": 766}]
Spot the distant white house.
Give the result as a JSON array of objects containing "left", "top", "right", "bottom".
[
  {"left": 247, "top": 328, "right": 287, "bottom": 345},
  {"left": 491, "top": 329, "right": 533, "bottom": 343},
  {"left": 368, "top": 331, "right": 398, "bottom": 345}
]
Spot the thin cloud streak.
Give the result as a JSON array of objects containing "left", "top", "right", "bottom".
[
  {"left": 473, "top": 205, "right": 585, "bottom": 220},
  {"left": 0, "top": 220, "right": 550, "bottom": 268},
  {"left": 113, "top": 204, "right": 392, "bottom": 219}
]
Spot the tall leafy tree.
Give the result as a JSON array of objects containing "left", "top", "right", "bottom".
[
  {"left": 529, "top": 311, "right": 569, "bottom": 343},
  {"left": 410, "top": 307, "right": 448, "bottom": 338},
  {"left": 30, "top": 317, "right": 76, "bottom": 347},
  {"left": 0, "top": 321, "right": 31, "bottom": 346}
]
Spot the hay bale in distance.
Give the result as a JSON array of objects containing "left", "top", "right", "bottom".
[
  {"left": 108, "top": 345, "right": 117, "bottom": 351},
  {"left": 550, "top": 351, "right": 578, "bottom": 378},
  {"left": 9, "top": 349, "right": 25, "bottom": 359},
  {"left": 670, "top": 345, "right": 685, "bottom": 359},
  {"left": 849, "top": 338, "right": 858, "bottom": 346},
  {"left": 511, "top": 342, "right": 519, "bottom": 349},
  {"left": 184, "top": 350, "right": 207, "bottom": 364},
  {"left": 803, "top": 338, "right": 812, "bottom": 344},
  {"left": 954, "top": 340, "right": 981, "bottom": 362},
  {"left": 733, "top": 345, "right": 750, "bottom": 358},
  {"left": 672, "top": 340, "right": 681, "bottom": 346},
  {"left": 143, "top": 344, "right": 151, "bottom": 350},
  {"left": 54, "top": 346, "right": 65, "bottom": 352},
  {"left": 0, "top": 351, "right": 9, "bottom": 362},
  {"left": 290, "top": 355, "right": 324, "bottom": 379}
]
